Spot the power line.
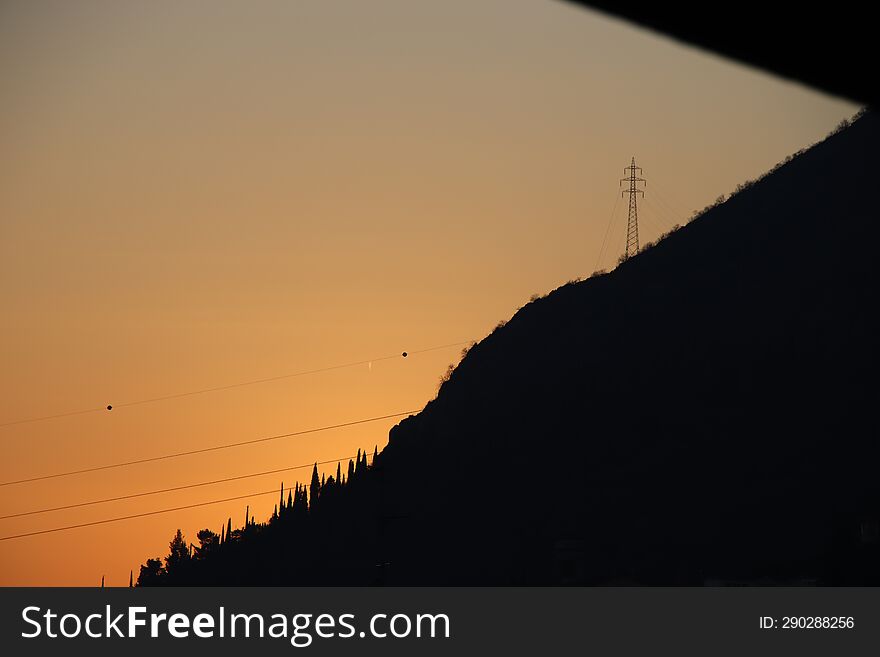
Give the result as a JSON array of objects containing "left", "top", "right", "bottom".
[
  {"left": 640, "top": 196, "right": 674, "bottom": 236},
  {"left": 0, "top": 454, "right": 364, "bottom": 520},
  {"left": 0, "top": 455, "right": 379, "bottom": 543},
  {"left": 0, "top": 340, "right": 469, "bottom": 430},
  {"left": 595, "top": 190, "right": 621, "bottom": 271},
  {"left": 643, "top": 193, "right": 677, "bottom": 226},
  {"left": 645, "top": 193, "right": 679, "bottom": 227},
  {"left": 0, "top": 410, "right": 416, "bottom": 488},
  {"left": 650, "top": 182, "right": 690, "bottom": 220},
  {"left": 0, "top": 487, "right": 283, "bottom": 542}
]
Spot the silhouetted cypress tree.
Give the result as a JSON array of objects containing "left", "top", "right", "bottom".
[
  {"left": 373, "top": 445, "right": 378, "bottom": 462},
  {"left": 310, "top": 464, "right": 320, "bottom": 506},
  {"left": 226, "top": 517, "right": 232, "bottom": 540},
  {"left": 336, "top": 462, "right": 342, "bottom": 486},
  {"left": 245, "top": 505, "right": 249, "bottom": 528},
  {"left": 355, "top": 449, "right": 367, "bottom": 477},
  {"left": 287, "top": 490, "right": 293, "bottom": 510},
  {"left": 347, "top": 459, "right": 355, "bottom": 481},
  {"left": 165, "top": 529, "right": 190, "bottom": 577},
  {"left": 129, "top": 570, "right": 133, "bottom": 588},
  {"left": 279, "top": 483, "right": 284, "bottom": 515}
]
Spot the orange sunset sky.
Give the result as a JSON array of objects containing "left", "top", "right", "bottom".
[{"left": 0, "top": 0, "right": 858, "bottom": 586}]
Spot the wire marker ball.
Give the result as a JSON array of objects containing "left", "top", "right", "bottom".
[
  {"left": 401, "top": 352, "right": 407, "bottom": 358},
  {"left": 106, "top": 405, "right": 113, "bottom": 411}
]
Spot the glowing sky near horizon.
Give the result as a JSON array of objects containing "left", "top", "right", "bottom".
[{"left": 0, "top": 0, "right": 858, "bottom": 585}]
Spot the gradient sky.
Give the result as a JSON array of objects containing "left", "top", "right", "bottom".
[{"left": 0, "top": 0, "right": 859, "bottom": 586}]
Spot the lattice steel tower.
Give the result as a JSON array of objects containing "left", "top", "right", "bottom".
[{"left": 620, "top": 157, "right": 646, "bottom": 259}]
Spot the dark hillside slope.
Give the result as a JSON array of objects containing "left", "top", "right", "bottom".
[
  {"left": 148, "top": 112, "right": 879, "bottom": 585},
  {"left": 375, "top": 111, "right": 879, "bottom": 584}
]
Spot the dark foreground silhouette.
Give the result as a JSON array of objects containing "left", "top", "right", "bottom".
[
  {"left": 139, "top": 111, "right": 878, "bottom": 585},
  {"left": 569, "top": 1, "right": 875, "bottom": 107}
]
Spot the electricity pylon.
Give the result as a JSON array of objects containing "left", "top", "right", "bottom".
[{"left": 620, "top": 157, "right": 646, "bottom": 259}]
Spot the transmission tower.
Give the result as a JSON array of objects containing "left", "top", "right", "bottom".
[{"left": 620, "top": 157, "right": 646, "bottom": 259}]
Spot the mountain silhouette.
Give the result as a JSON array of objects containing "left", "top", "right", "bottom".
[{"left": 138, "top": 110, "right": 878, "bottom": 585}]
